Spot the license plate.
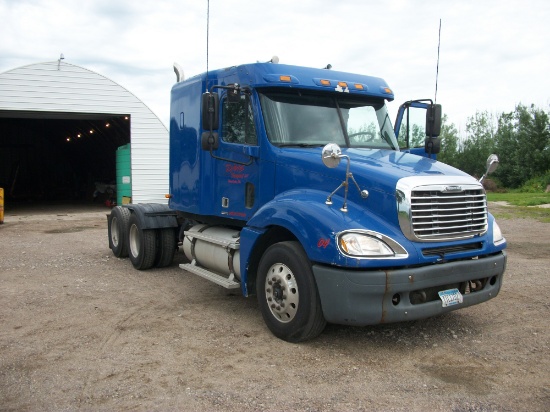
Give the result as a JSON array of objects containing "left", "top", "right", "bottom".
[{"left": 438, "top": 288, "right": 463, "bottom": 307}]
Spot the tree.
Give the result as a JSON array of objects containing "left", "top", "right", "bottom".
[
  {"left": 436, "top": 114, "right": 459, "bottom": 166},
  {"left": 453, "top": 111, "right": 496, "bottom": 177},
  {"left": 494, "top": 104, "right": 550, "bottom": 188}
]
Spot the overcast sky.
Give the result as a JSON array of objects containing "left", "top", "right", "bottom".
[{"left": 1, "top": 0, "right": 549, "bottom": 132}]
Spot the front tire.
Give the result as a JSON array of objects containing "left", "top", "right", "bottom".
[
  {"left": 128, "top": 213, "right": 157, "bottom": 270},
  {"left": 108, "top": 206, "right": 131, "bottom": 257},
  {"left": 256, "top": 241, "right": 326, "bottom": 342}
]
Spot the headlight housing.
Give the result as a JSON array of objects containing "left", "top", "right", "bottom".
[
  {"left": 337, "top": 230, "right": 408, "bottom": 259},
  {"left": 493, "top": 221, "right": 505, "bottom": 246}
]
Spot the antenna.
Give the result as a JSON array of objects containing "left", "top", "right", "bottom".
[
  {"left": 434, "top": 19, "right": 441, "bottom": 104},
  {"left": 206, "top": 0, "right": 210, "bottom": 90}
]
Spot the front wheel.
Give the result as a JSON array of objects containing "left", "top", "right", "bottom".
[{"left": 256, "top": 241, "right": 326, "bottom": 342}]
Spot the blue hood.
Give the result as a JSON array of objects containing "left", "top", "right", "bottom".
[
  {"left": 276, "top": 147, "right": 474, "bottom": 198},
  {"left": 274, "top": 147, "right": 477, "bottom": 230}
]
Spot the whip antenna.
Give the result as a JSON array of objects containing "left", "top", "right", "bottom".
[
  {"left": 206, "top": 0, "right": 210, "bottom": 89},
  {"left": 435, "top": 18, "right": 441, "bottom": 104}
]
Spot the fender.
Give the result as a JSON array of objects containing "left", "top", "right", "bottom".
[
  {"left": 246, "top": 188, "right": 418, "bottom": 268},
  {"left": 125, "top": 203, "right": 178, "bottom": 230}
]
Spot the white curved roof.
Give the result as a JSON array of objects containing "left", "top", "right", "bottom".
[{"left": 0, "top": 61, "right": 168, "bottom": 204}]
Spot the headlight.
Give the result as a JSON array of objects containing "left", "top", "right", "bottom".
[
  {"left": 337, "top": 231, "right": 408, "bottom": 258},
  {"left": 493, "top": 221, "right": 505, "bottom": 245}
]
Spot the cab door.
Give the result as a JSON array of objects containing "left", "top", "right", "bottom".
[
  {"left": 394, "top": 100, "right": 441, "bottom": 159},
  {"left": 213, "top": 92, "right": 261, "bottom": 220}
]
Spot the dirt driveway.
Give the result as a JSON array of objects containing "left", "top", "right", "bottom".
[{"left": 0, "top": 203, "right": 548, "bottom": 411}]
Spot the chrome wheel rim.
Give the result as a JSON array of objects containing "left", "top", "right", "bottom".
[{"left": 264, "top": 263, "right": 299, "bottom": 323}]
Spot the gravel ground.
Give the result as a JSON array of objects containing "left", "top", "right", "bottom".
[{"left": 0, "top": 203, "right": 548, "bottom": 411}]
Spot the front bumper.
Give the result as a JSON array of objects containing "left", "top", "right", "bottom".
[{"left": 312, "top": 251, "right": 506, "bottom": 325}]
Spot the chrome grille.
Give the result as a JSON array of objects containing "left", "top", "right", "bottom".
[{"left": 410, "top": 188, "right": 487, "bottom": 240}]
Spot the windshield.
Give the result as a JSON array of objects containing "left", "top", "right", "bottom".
[{"left": 259, "top": 90, "right": 399, "bottom": 150}]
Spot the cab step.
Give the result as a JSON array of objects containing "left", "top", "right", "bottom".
[{"left": 179, "top": 263, "right": 240, "bottom": 289}]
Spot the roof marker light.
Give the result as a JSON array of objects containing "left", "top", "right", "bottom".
[
  {"left": 354, "top": 84, "right": 364, "bottom": 90},
  {"left": 338, "top": 81, "right": 348, "bottom": 88},
  {"left": 320, "top": 79, "right": 331, "bottom": 86},
  {"left": 384, "top": 87, "right": 393, "bottom": 94},
  {"left": 280, "top": 75, "right": 291, "bottom": 82}
]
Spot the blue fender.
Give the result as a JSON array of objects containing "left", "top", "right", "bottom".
[{"left": 246, "top": 188, "right": 417, "bottom": 268}]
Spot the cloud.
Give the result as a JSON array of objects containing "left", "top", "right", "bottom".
[{"left": 1, "top": 0, "right": 549, "bottom": 129}]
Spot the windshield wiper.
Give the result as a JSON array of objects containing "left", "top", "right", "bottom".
[{"left": 276, "top": 143, "right": 325, "bottom": 148}]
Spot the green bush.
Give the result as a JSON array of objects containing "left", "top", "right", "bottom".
[{"left": 519, "top": 171, "right": 550, "bottom": 193}]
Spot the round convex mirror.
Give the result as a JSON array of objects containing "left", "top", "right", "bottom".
[
  {"left": 321, "top": 143, "right": 342, "bottom": 168},
  {"left": 486, "top": 154, "right": 499, "bottom": 175}
]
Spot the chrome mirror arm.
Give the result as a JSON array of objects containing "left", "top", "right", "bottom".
[{"left": 324, "top": 153, "right": 369, "bottom": 212}]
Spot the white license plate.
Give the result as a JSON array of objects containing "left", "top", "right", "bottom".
[{"left": 438, "top": 288, "right": 464, "bottom": 307}]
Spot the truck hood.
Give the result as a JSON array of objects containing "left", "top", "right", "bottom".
[{"left": 278, "top": 147, "right": 475, "bottom": 197}]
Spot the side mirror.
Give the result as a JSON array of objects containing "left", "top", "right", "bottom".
[
  {"left": 486, "top": 154, "right": 499, "bottom": 175},
  {"left": 425, "top": 104, "right": 442, "bottom": 137},
  {"left": 424, "top": 136, "right": 441, "bottom": 155},
  {"left": 201, "top": 131, "right": 219, "bottom": 150},
  {"left": 321, "top": 143, "right": 342, "bottom": 168},
  {"left": 479, "top": 154, "right": 499, "bottom": 183},
  {"left": 201, "top": 92, "right": 219, "bottom": 130}
]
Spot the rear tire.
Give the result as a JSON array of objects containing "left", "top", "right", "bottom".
[
  {"left": 256, "top": 241, "right": 326, "bottom": 342},
  {"left": 108, "top": 206, "right": 131, "bottom": 257},
  {"left": 155, "top": 228, "right": 177, "bottom": 268},
  {"left": 128, "top": 213, "right": 157, "bottom": 270}
]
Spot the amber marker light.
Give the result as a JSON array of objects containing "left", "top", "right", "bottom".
[
  {"left": 338, "top": 81, "right": 348, "bottom": 88},
  {"left": 320, "top": 79, "right": 331, "bottom": 86},
  {"left": 280, "top": 75, "right": 292, "bottom": 82},
  {"left": 165, "top": 194, "right": 173, "bottom": 199},
  {"left": 384, "top": 87, "right": 393, "bottom": 94},
  {"left": 354, "top": 84, "right": 364, "bottom": 90}
]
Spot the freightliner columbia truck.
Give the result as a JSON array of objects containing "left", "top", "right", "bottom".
[{"left": 107, "top": 59, "right": 507, "bottom": 342}]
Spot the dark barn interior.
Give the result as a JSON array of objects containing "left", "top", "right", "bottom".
[{"left": 0, "top": 112, "right": 130, "bottom": 206}]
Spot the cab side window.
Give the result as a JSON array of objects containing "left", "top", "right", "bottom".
[
  {"left": 398, "top": 106, "right": 427, "bottom": 149},
  {"left": 222, "top": 95, "right": 257, "bottom": 145}
]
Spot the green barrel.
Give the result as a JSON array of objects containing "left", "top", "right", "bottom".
[{"left": 116, "top": 144, "right": 132, "bottom": 205}]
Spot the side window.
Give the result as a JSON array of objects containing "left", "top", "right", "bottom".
[
  {"left": 222, "top": 95, "right": 257, "bottom": 145},
  {"left": 398, "top": 106, "right": 427, "bottom": 149}
]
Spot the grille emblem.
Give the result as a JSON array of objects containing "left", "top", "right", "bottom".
[{"left": 443, "top": 185, "right": 463, "bottom": 193}]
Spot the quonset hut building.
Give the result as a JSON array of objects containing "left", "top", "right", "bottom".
[{"left": 0, "top": 60, "right": 168, "bottom": 206}]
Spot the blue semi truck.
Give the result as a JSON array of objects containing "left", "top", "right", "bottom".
[{"left": 107, "top": 60, "right": 507, "bottom": 342}]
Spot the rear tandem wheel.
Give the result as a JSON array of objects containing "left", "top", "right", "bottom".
[
  {"left": 108, "top": 206, "right": 131, "bottom": 257},
  {"left": 128, "top": 212, "right": 157, "bottom": 270}
]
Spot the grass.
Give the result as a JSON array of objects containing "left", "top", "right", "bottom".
[
  {"left": 486, "top": 191, "right": 550, "bottom": 206},
  {"left": 487, "top": 192, "right": 550, "bottom": 222}
]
